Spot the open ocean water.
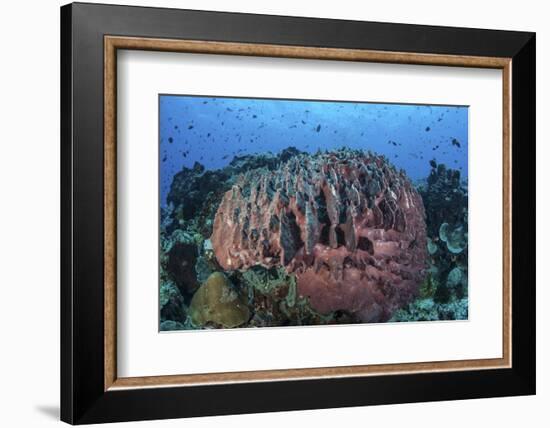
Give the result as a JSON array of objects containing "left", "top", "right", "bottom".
[{"left": 159, "top": 95, "right": 468, "bottom": 207}]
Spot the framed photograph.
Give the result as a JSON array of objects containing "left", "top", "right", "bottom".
[{"left": 61, "top": 2, "right": 535, "bottom": 424}]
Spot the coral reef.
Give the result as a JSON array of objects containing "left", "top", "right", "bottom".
[
  {"left": 234, "top": 266, "right": 345, "bottom": 327},
  {"left": 167, "top": 162, "right": 229, "bottom": 224},
  {"left": 427, "top": 237, "right": 438, "bottom": 255},
  {"left": 160, "top": 279, "right": 186, "bottom": 323},
  {"left": 159, "top": 149, "right": 469, "bottom": 331},
  {"left": 160, "top": 228, "right": 201, "bottom": 298},
  {"left": 210, "top": 149, "right": 428, "bottom": 322},
  {"left": 446, "top": 266, "right": 466, "bottom": 289},
  {"left": 390, "top": 297, "right": 468, "bottom": 322},
  {"left": 166, "top": 148, "right": 305, "bottom": 237},
  {"left": 160, "top": 320, "right": 186, "bottom": 331},
  {"left": 166, "top": 242, "right": 199, "bottom": 296},
  {"left": 418, "top": 273, "right": 438, "bottom": 299},
  {"left": 417, "top": 160, "right": 468, "bottom": 306},
  {"left": 439, "top": 222, "right": 467, "bottom": 254},
  {"left": 189, "top": 272, "right": 250, "bottom": 328},
  {"left": 420, "top": 160, "right": 467, "bottom": 237}
]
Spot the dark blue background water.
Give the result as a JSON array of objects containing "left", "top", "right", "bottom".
[{"left": 160, "top": 95, "right": 468, "bottom": 207}]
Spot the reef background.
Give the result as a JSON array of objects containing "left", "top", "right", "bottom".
[{"left": 159, "top": 96, "right": 469, "bottom": 331}]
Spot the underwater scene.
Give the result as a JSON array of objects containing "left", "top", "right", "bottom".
[{"left": 159, "top": 95, "right": 469, "bottom": 331}]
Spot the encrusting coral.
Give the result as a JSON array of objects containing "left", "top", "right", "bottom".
[
  {"left": 210, "top": 149, "right": 427, "bottom": 322},
  {"left": 189, "top": 272, "right": 250, "bottom": 328}
]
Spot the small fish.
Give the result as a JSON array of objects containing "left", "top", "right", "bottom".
[
  {"left": 168, "top": 137, "right": 173, "bottom": 143},
  {"left": 429, "top": 159, "right": 437, "bottom": 168},
  {"left": 162, "top": 155, "right": 167, "bottom": 162},
  {"left": 188, "top": 125, "right": 194, "bottom": 130},
  {"left": 316, "top": 124, "right": 321, "bottom": 132},
  {"left": 226, "top": 108, "right": 233, "bottom": 112},
  {"left": 301, "top": 120, "right": 306, "bottom": 125},
  {"left": 222, "top": 155, "right": 229, "bottom": 159},
  {"left": 451, "top": 138, "right": 461, "bottom": 148},
  {"left": 425, "top": 126, "right": 431, "bottom": 132},
  {"left": 174, "top": 125, "right": 178, "bottom": 130},
  {"left": 252, "top": 115, "right": 257, "bottom": 119}
]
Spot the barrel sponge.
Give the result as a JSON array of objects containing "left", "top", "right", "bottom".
[{"left": 210, "top": 149, "right": 427, "bottom": 322}]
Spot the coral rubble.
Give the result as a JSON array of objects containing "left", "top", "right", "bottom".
[{"left": 210, "top": 149, "right": 428, "bottom": 322}]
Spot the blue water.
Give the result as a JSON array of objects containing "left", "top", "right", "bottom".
[{"left": 160, "top": 95, "right": 468, "bottom": 207}]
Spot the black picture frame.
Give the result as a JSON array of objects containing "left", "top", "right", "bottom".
[{"left": 61, "top": 2, "right": 535, "bottom": 424}]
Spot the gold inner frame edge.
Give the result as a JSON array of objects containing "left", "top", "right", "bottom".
[{"left": 104, "top": 36, "right": 512, "bottom": 391}]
